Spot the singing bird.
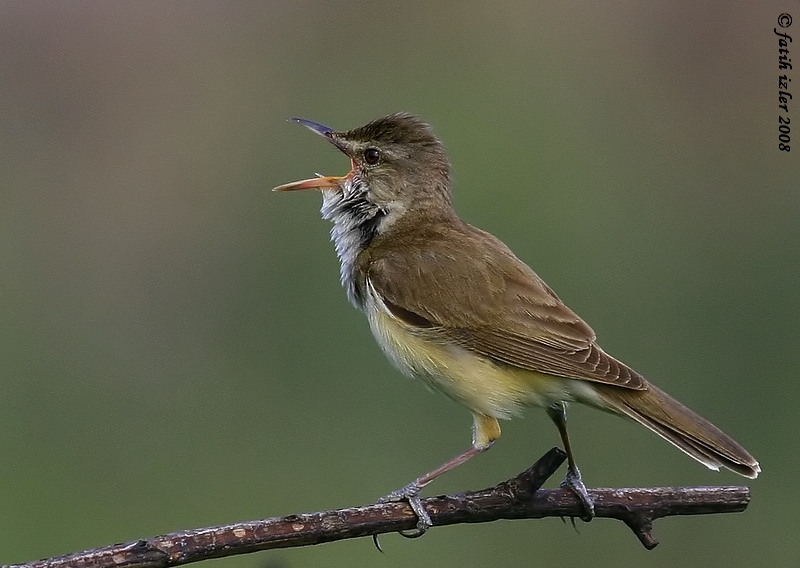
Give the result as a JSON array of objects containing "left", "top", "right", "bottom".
[{"left": 274, "top": 113, "right": 760, "bottom": 531}]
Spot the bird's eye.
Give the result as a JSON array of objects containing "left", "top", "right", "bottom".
[{"left": 363, "top": 147, "right": 381, "bottom": 165}]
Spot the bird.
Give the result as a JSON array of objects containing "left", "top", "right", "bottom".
[{"left": 274, "top": 112, "right": 760, "bottom": 533}]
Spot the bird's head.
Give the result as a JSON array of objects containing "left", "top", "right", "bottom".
[{"left": 274, "top": 113, "right": 453, "bottom": 219}]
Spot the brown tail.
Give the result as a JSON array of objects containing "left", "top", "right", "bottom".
[{"left": 593, "top": 382, "right": 760, "bottom": 478}]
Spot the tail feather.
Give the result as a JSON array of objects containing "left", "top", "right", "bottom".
[{"left": 593, "top": 382, "right": 760, "bottom": 479}]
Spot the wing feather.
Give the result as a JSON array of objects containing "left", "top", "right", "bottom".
[{"left": 364, "top": 221, "right": 646, "bottom": 390}]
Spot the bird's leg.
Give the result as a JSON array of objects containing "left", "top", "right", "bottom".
[
  {"left": 379, "top": 445, "right": 486, "bottom": 536},
  {"left": 379, "top": 414, "right": 500, "bottom": 536},
  {"left": 546, "top": 402, "right": 594, "bottom": 521}
]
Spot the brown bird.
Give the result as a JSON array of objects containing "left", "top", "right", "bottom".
[{"left": 274, "top": 113, "right": 760, "bottom": 532}]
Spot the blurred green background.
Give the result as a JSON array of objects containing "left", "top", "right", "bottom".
[{"left": 1, "top": 2, "right": 797, "bottom": 566}]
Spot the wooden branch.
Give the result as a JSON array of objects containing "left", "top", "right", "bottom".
[{"left": 4, "top": 448, "right": 752, "bottom": 568}]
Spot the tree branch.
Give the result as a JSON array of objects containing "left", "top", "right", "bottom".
[{"left": 4, "top": 448, "right": 752, "bottom": 568}]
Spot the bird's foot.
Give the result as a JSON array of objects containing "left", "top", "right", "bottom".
[
  {"left": 560, "top": 467, "right": 594, "bottom": 522},
  {"left": 378, "top": 481, "right": 432, "bottom": 537}
]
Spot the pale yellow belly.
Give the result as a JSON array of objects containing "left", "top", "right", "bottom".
[{"left": 367, "top": 303, "right": 600, "bottom": 420}]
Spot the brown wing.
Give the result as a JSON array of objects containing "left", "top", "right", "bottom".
[{"left": 364, "top": 221, "right": 646, "bottom": 390}]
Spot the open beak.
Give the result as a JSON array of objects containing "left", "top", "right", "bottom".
[{"left": 273, "top": 117, "right": 354, "bottom": 192}]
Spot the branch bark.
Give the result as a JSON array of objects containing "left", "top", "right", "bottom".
[{"left": 4, "top": 448, "right": 752, "bottom": 568}]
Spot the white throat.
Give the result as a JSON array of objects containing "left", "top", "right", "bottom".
[{"left": 320, "top": 176, "right": 386, "bottom": 310}]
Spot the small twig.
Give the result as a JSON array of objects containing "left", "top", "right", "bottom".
[{"left": 4, "top": 448, "right": 752, "bottom": 568}]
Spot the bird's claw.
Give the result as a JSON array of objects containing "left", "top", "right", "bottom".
[
  {"left": 560, "top": 467, "right": 594, "bottom": 522},
  {"left": 378, "top": 481, "right": 432, "bottom": 536}
]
